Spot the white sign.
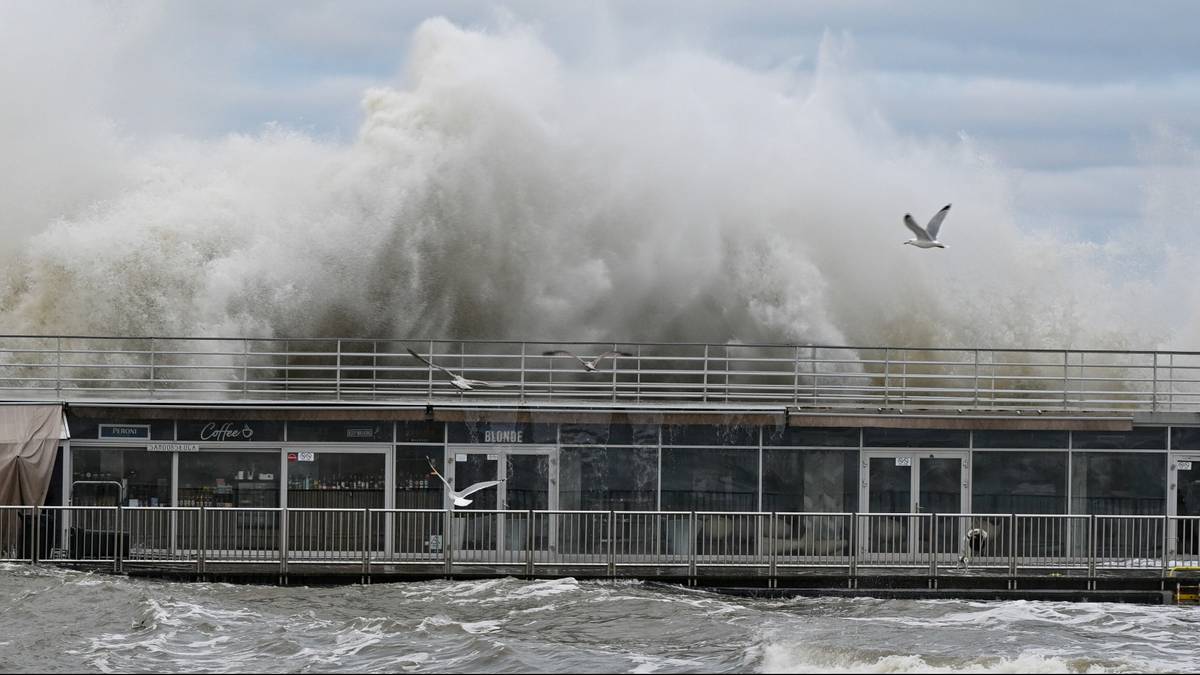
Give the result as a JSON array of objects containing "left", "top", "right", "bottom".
[
  {"left": 483, "top": 429, "right": 523, "bottom": 443},
  {"left": 1179, "top": 461, "right": 1193, "bottom": 471},
  {"left": 487, "top": 454, "right": 498, "bottom": 461},
  {"left": 455, "top": 453, "right": 467, "bottom": 462},
  {"left": 895, "top": 456, "right": 912, "bottom": 467},
  {"left": 147, "top": 442, "right": 199, "bottom": 452},
  {"left": 199, "top": 422, "right": 255, "bottom": 442},
  {"left": 297, "top": 451, "right": 316, "bottom": 462}
]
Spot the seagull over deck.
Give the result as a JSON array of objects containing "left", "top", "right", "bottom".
[
  {"left": 903, "top": 203, "right": 952, "bottom": 249},
  {"left": 406, "top": 347, "right": 498, "bottom": 391},
  {"left": 427, "top": 458, "right": 502, "bottom": 507},
  {"left": 542, "top": 349, "right": 633, "bottom": 372}
]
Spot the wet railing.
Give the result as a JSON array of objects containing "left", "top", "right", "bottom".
[
  {"left": 5, "top": 506, "right": 1200, "bottom": 583},
  {"left": 2, "top": 335, "right": 1200, "bottom": 412}
]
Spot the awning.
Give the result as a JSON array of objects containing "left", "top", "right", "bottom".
[{"left": 0, "top": 404, "right": 64, "bottom": 506}]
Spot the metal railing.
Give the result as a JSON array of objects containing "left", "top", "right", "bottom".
[
  {"left": 8, "top": 506, "right": 1200, "bottom": 584},
  {"left": 3, "top": 335, "right": 1200, "bottom": 412}
]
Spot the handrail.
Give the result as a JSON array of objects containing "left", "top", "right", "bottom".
[{"left": 3, "top": 335, "right": 1198, "bottom": 412}]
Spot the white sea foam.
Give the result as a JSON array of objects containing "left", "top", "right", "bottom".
[
  {"left": 759, "top": 643, "right": 1140, "bottom": 674},
  {"left": 1, "top": 17, "right": 1194, "bottom": 350}
]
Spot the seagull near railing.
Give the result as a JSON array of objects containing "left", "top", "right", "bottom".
[
  {"left": 427, "top": 458, "right": 502, "bottom": 507},
  {"left": 542, "top": 349, "right": 633, "bottom": 372},
  {"left": 406, "top": 347, "right": 501, "bottom": 391}
]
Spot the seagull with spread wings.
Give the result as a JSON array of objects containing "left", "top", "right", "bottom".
[
  {"left": 903, "top": 203, "right": 952, "bottom": 249},
  {"left": 406, "top": 347, "right": 497, "bottom": 391},
  {"left": 543, "top": 349, "right": 633, "bottom": 372},
  {"left": 427, "top": 458, "right": 502, "bottom": 507}
]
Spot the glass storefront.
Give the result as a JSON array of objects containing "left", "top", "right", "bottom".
[
  {"left": 1071, "top": 452, "right": 1167, "bottom": 515},
  {"left": 762, "top": 449, "right": 856, "bottom": 512},
  {"left": 973, "top": 451, "right": 1068, "bottom": 514},
  {"left": 661, "top": 447, "right": 758, "bottom": 511},
  {"left": 286, "top": 451, "right": 385, "bottom": 508},
  {"left": 71, "top": 447, "right": 172, "bottom": 507},
  {"left": 560, "top": 446, "right": 658, "bottom": 511},
  {"left": 178, "top": 451, "right": 280, "bottom": 508},
  {"left": 395, "top": 446, "right": 444, "bottom": 509}
]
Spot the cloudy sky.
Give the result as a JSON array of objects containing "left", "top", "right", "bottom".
[{"left": 1, "top": 1, "right": 1198, "bottom": 346}]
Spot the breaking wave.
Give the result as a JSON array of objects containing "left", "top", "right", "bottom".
[{"left": 0, "top": 15, "right": 1195, "bottom": 349}]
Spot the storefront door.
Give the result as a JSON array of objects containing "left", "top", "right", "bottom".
[
  {"left": 446, "top": 446, "right": 557, "bottom": 557},
  {"left": 1170, "top": 454, "right": 1200, "bottom": 556},
  {"left": 860, "top": 451, "right": 969, "bottom": 555}
]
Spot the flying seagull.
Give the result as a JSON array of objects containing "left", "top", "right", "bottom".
[
  {"left": 406, "top": 347, "right": 497, "bottom": 391},
  {"left": 903, "top": 203, "right": 952, "bottom": 249},
  {"left": 542, "top": 349, "right": 633, "bottom": 372},
  {"left": 427, "top": 458, "right": 502, "bottom": 507}
]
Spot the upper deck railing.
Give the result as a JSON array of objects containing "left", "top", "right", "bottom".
[{"left": 1, "top": 335, "right": 1198, "bottom": 412}]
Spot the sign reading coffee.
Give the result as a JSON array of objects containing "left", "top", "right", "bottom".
[{"left": 177, "top": 421, "right": 284, "bottom": 442}]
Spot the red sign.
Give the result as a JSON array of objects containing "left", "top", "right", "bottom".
[{"left": 287, "top": 452, "right": 298, "bottom": 462}]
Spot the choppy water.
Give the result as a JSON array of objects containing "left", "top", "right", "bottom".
[{"left": 1, "top": 565, "right": 1197, "bottom": 673}]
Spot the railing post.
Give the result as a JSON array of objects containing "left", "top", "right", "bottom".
[
  {"left": 525, "top": 510, "right": 535, "bottom": 577},
  {"left": 1163, "top": 513, "right": 1170, "bottom": 577},
  {"left": 702, "top": 344, "right": 709, "bottom": 403},
  {"left": 769, "top": 513, "right": 777, "bottom": 581},
  {"left": 115, "top": 506, "right": 123, "bottom": 574},
  {"left": 32, "top": 505, "right": 40, "bottom": 565},
  {"left": 1008, "top": 513, "right": 1017, "bottom": 577},
  {"left": 928, "top": 514, "right": 937, "bottom": 583},
  {"left": 1152, "top": 353, "right": 1158, "bottom": 413},
  {"left": 335, "top": 339, "right": 342, "bottom": 401},
  {"left": 792, "top": 346, "right": 800, "bottom": 405},
  {"left": 848, "top": 513, "right": 857, "bottom": 585},
  {"left": 1088, "top": 514, "right": 1097, "bottom": 586},
  {"left": 973, "top": 349, "right": 980, "bottom": 408},
  {"left": 280, "top": 507, "right": 288, "bottom": 579},
  {"left": 362, "top": 508, "right": 370, "bottom": 579},
  {"left": 519, "top": 342, "right": 527, "bottom": 402},
  {"left": 1062, "top": 351, "right": 1070, "bottom": 409},
  {"left": 688, "top": 512, "right": 696, "bottom": 582},
  {"left": 444, "top": 510, "right": 453, "bottom": 577},
  {"left": 242, "top": 339, "right": 248, "bottom": 398},
  {"left": 55, "top": 337, "right": 62, "bottom": 397},
  {"left": 883, "top": 347, "right": 890, "bottom": 407},
  {"left": 150, "top": 338, "right": 156, "bottom": 398},
  {"left": 198, "top": 506, "right": 206, "bottom": 575},
  {"left": 607, "top": 510, "right": 615, "bottom": 578}
]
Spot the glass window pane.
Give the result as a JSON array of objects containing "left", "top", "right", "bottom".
[
  {"left": 663, "top": 424, "right": 757, "bottom": 446},
  {"left": 762, "top": 449, "right": 857, "bottom": 511},
  {"left": 972, "top": 451, "right": 1067, "bottom": 514},
  {"left": 559, "top": 447, "right": 658, "bottom": 511},
  {"left": 559, "top": 423, "right": 659, "bottom": 446},
  {"left": 1171, "top": 427, "right": 1200, "bottom": 451},
  {"left": 1071, "top": 428, "right": 1166, "bottom": 450},
  {"left": 868, "top": 457, "right": 911, "bottom": 512},
  {"left": 179, "top": 451, "right": 280, "bottom": 507},
  {"left": 396, "top": 421, "right": 444, "bottom": 443},
  {"left": 972, "top": 430, "right": 1068, "bottom": 449},
  {"left": 764, "top": 426, "right": 859, "bottom": 447},
  {"left": 863, "top": 428, "right": 969, "bottom": 448},
  {"left": 71, "top": 447, "right": 172, "bottom": 507},
  {"left": 395, "top": 446, "right": 443, "bottom": 509},
  {"left": 286, "top": 452, "right": 384, "bottom": 508},
  {"left": 1071, "top": 452, "right": 1166, "bottom": 514},
  {"left": 661, "top": 448, "right": 757, "bottom": 511}
]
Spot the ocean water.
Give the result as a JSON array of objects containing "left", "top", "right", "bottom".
[{"left": 0, "top": 565, "right": 1196, "bottom": 673}]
